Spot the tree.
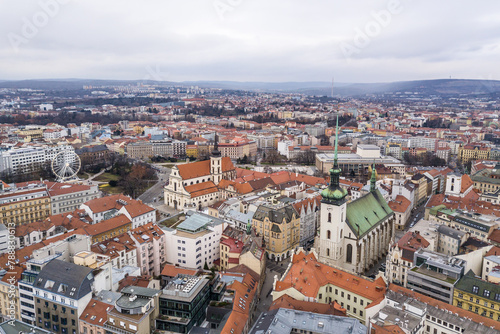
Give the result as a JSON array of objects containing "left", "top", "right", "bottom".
[
  {"left": 263, "top": 149, "right": 284, "bottom": 165},
  {"left": 294, "top": 150, "right": 316, "bottom": 165}
]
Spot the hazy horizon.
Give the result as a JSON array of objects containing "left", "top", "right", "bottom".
[{"left": 2, "top": 1, "right": 500, "bottom": 83}]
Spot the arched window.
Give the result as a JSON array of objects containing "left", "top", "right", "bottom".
[
  {"left": 346, "top": 244, "right": 353, "bottom": 263},
  {"left": 327, "top": 230, "right": 331, "bottom": 239},
  {"left": 328, "top": 212, "right": 331, "bottom": 222},
  {"left": 340, "top": 229, "right": 343, "bottom": 239},
  {"left": 326, "top": 248, "right": 330, "bottom": 256}
]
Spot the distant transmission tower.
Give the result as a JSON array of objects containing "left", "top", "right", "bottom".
[{"left": 331, "top": 76, "right": 334, "bottom": 98}]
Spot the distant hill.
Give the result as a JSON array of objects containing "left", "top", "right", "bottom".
[{"left": 1, "top": 78, "right": 499, "bottom": 97}]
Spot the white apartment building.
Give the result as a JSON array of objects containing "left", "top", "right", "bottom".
[
  {"left": 163, "top": 211, "right": 226, "bottom": 270},
  {"left": 118, "top": 201, "right": 156, "bottom": 229},
  {"left": 0, "top": 145, "right": 74, "bottom": 175},
  {"left": 0, "top": 224, "right": 7, "bottom": 254},
  {"left": 47, "top": 182, "right": 100, "bottom": 215}
]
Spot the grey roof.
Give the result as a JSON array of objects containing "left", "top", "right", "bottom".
[
  {"left": 34, "top": 259, "right": 93, "bottom": 300},
  {"left": 249, "top": 308, "right": 366, "bottom": 334},
  {"left": 95, "top": 290, "right": 122, "bottom": 305},
  {"left": 253, "top": 204, "right": 296, "bottom": 224},
  {"left": 121, "top": 285, "right": 160, "bottom": 298},
  {"left": 437, "top": 225, "right": 466, "bottom": 240},
  {"left": 177, "top": 211, "right": 225, "bottom": 233},
  {"left": 455, "top": 270, "right": 500, "bottom": 303},
  {"left": 116, "top": 286, "right": 160, "bottom": 310},
  {"left": 225, "top": 209, "right": 255, "bottom": 223},
  {"left": 0, "top": 320, "right": 52, "bottom": 334}
]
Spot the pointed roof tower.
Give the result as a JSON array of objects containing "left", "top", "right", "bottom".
[
  {"left": 321, "top": 115, "right": 348, "bottom": 204},
  {"left": 212, "top": 132, "right": 221, "bottom": 157},
  {"left": 370, "top": 162, "right": 377, "bottom": 192}
]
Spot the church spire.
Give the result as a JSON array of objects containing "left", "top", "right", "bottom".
[
  {"left": 333, "top": 115, "right": 339, "bottom": 170},
  {"left": 370, "top": 162, "right": 377, "bottom": 192},
  {"left": 212, "top": 132, "right": 221, "bottom": 157},
  {"left": 321, "top": 115, "right": 348, "bottom": 204}
]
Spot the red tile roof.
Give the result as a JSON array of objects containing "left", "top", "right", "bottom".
[
  {"left": 160, "top": 264, "right": 198, "bottom": 277},
  {"left": 184, "top": 181, "right": 219, "bottom": 198},
  {"left": 176, "top": 157, "right": 235, "bottom": 180},
  {"left": 269, "top": 294, "right": 346, "bottom": 316},
  {"left": 275, "top": 251, "right": 386, "bottom": 302},
  {"left": 388, "top": 195, "right": 411, "bottom": 213},
  {"left": 79, "top": 299, "right": 113, "bottom": 326}
]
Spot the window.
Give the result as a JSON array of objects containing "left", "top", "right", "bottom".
[
  {"left": 328, "top": 212, "right": 331, "bottom": 222},
  {"left": 341, "top": 292, "right": 344, "bottom": 297},
  {"left": 319, "top": 294, "right": 322, "bottom": 299},
  {"left": 346, "top": 244, "right": 353, "bottom": 263},
  {"left": 484, "top": 290, "right": 491, "bottom": 298},
  {"left": 472, "top": 285, "right": 479, "bottom": 294},
  {"left": 327, "top": 230, "right": 331, "bottom": 239}
]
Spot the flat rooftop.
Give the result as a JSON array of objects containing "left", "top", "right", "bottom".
[{"left": 249, "top": 308, "right": 366, "bottom": 334}]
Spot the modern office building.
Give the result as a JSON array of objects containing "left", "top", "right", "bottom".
[
  {"left": 156, "top": 275, "right": 211, "bottom": 333},
  {"left": 406, "top": 249, "right": 466, "bottom": 304}
]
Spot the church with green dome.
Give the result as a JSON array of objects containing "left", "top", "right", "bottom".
[{"left": 316, "top": 116, "right": 395, "bottom": 274}]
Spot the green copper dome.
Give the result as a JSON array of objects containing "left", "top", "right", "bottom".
[
  {"left": 321, "top": 116, "right": 348, "bottom": 204},
  {"left": 321, "top": 168, "right": 348, "bottom": 202},
  {"left": 321, "top": 185, "right": 348, "bottom": 201}
]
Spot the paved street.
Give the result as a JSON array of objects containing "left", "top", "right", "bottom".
[
  {"left": 248, "top": 256, "right": 293, "bottom": 324},
  {"left": 137, "top": 168, "right": 171, "bottom": 203}
]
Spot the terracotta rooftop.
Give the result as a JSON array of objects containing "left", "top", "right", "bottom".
[
  {"left": 79, "top": 299, "right": 113, "bottom": 326},
  {"left": 269, "top": 294, "right": 346, "bottom": 316},
  {"left": 275, "top": 251, "right": 386, "bottom": 302},
  {"left": 388, "top": 195, "right": 411, "bottom": 213},
  {"left": 176, "top": 157, "right": 235, "bottom": 180},
  {"left": 160, "top": 264, "right": 198, "bottom": 277}
]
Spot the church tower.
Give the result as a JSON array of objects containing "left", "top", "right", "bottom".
[
  {"left": 210, "top": 133, "right": 223, "bottom": 185},
  {"left": 318, "top": 116, "right": 348, "bottom": 266}
]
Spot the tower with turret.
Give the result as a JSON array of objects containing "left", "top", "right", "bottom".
[
  {"left": 210, "top": 133, "right": 223, "bottom": 185},
  {"left": 318, "top": 116, "right": 349, "bottom": 266}
]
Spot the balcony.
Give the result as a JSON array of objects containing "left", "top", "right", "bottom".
[
  {"left": 157, "top": 314, "right": 189, "bottom": 325},
  {"left": 103, "top": 323, "right": 135, "bottom": 334}
]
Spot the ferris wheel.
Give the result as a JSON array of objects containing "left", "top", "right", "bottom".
[{"left": 51, "top": 151, "right": 81, "bottom": 181}]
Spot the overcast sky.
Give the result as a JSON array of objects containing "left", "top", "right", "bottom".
[{"left": 2, "top": 0, "right": 500, "bottom": 83}]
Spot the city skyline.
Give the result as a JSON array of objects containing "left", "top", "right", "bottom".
[{"left": 2, "top": 1, "right": 500, "bottom": 83}]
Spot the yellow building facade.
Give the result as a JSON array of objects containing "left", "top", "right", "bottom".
[
  {"left": 0, "top": 187, "right": 51, "bottom": 226},
  {"left": 253, "top": 204, "right": 300, "bottom": 261}
]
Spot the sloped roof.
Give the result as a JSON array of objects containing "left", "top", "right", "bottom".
[
  {"left": 176, "top": 157, "right": 234, "bottom": 180},
  {"left": 184, "top": 181, "right": 218, "bottom": 198},
  {"left": 35, "top": 259, "right": 93, "bottom": 299},
  {"left": 79, "top": 299, "right": 113, "bottom": 326},
  {"left": 346, "top": 190, "right": 393, "bottom": 237},
  {"left": 269, "top": 294, "right": 346, "bottom": 316},
  {"left": 275, "top": 251, "right": 386, "bottom": 301},
  {"left": 388, "top": 195, "right": 411, "bottom": 213},
  {"left": 253, "top": 204, "right": 296, "bottom": 224},
  {"left": 461, "top": 174, "right": 473, "bottom": 193}
]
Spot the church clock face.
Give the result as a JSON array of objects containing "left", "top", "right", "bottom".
[{"left": 326, "top": 206, "right": 333, "bottom": 212}]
